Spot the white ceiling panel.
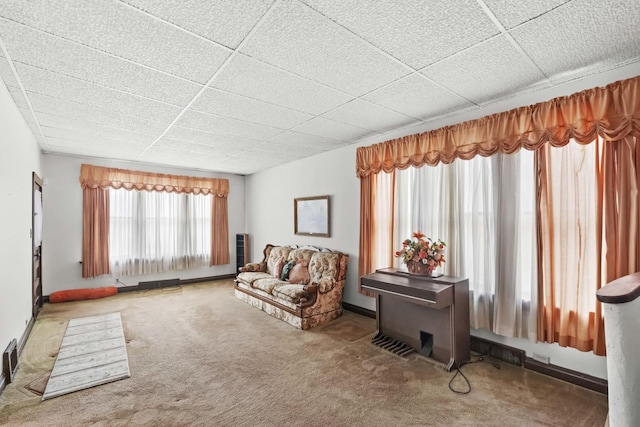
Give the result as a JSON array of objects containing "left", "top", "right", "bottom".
[
  {"left": 6, "top": 85, "right": 28, "bottom": 109},
  {"left": 190, "top": 87, "right": 313, "bottom": 129},
  {"left": 239, "top": 0, "right": 410, "bottom": 96},
  {"left": 153, "top": 138, "right": 247, "bottom": 158},
  {"left": 122, "top": 0, "right": 275, "bottom": 49},
  {"left": 164, "top": 126, "right": 263, "bottom": 150},
  {"left": 37, "top": 114, "right": 157, "bottom": 146},
  {"left": 28, "top": 92, "right": 167, "bottom": 136},
  {"left": 175, "top": 109, "right": 283, "bottom": 141},
  {"left": 511, "top": 1, "right": 640, "bottom": 82},
  {"left": 291, "top": 116, "right": 379, "bottom": 141},
  {"left": 14, "top": 63, "right": 184, "bottom": 123},
  {"left": 0, "top": 0, "right": 230, "bottom": 84},
  {"left": 421, "top": 35, "right": 551, "bottom": 105},
  {"left": 0, "top": 1, "right": 638, "bottom": 175},
  {"left": 269, "top": 130, "right": 346, "bottom": 150},
  {"left": 0, "top": 57, "right": 18, "bottom": 88},
  {"left": 252, "top": 140, "right": 325, "bottom": 157},
  {"left": 321, "top": 98, "right": 416, "bottom": 132},
  {"left": 362, "top": 73, "right": 476, "bottom": 121},
  {"left": 301, "top": 0, "right": 498, "bottom": 70},
  {"left": 0, "top": 19, "right": 203, "bottom": 105},
  {"left": 211, "top": 53, "right": 353, "bottom": 115},
  {"left": 482, "top": 0, "right": 570, "bottom": 30}
]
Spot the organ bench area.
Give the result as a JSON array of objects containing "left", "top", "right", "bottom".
[{"left": 360, "top": 268, "right": 470, "bottom": 371}]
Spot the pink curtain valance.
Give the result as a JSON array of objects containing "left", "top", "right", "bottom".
[
  {"left": 356, "top": 75, "right": 640, "bottom": 177},
  {"left": 79, "top": 164, "right": 229, "bottom": 197}
]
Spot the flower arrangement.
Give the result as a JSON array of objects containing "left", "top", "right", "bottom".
[{"left": 395, "top": 231, "right": 446, "bottom": 273}]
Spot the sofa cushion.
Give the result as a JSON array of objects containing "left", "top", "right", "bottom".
[
  {"left": 273, "top": 284, "right": 308, "bottom": 304},
  {"left": 272, "top": 257, "right": 285, "bottom": 278},
  {"left": 309, "top": 252, "right": 340, "bottom": 283},
  {"left": 267, "top": 246, "right": 292, "bottom": 275},
  {"left": 287, "top": 248, "right": 315, "bottom": 265},
  {"left": 237, "top": 271, "right": 272, "bottom": 286},
  {"left": 252, "top": 278, "right": 285, "bottom": 295},
  {"left": 288, "top": 261, "right": 310, "bottom": 285}
]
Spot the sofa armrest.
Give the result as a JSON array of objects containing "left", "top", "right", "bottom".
[
  {"left": 318, "top": 278, "right": 336, "bottom": 293},
  {"left": 303, "top": 284, "right": 317, "bottom": 294},
  {"left": 239, "top": 262, "right": 265, "bottom": 273}
]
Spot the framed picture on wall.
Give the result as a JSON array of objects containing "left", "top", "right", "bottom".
[{"left": 294, "top": 195, "right": 330, "bottom": 237}]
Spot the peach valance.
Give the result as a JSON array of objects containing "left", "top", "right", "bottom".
[
  {"left": 79, "top": 164, "right": 229, "bottom": 196},
  {"left": 356, "top": 75, "right": 640, "bottom": 177}
]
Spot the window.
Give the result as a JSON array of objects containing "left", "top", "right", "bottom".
[
  {"left": 394, "top": 150, "right": 536, "bottom": 337},
  {"left": 109, "top": 188, "right": 212, "bottom": 276}
]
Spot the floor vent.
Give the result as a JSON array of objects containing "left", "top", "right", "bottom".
[
  {"left": 371, "top": 333, "right": 415, "bottom": 357},
  {"left": 470, "top": 336, "right": 525, "bottom": 366},
  {"left": 3, "top": 339, "right": 19, "bottom": 384},
  {"left": 137, "top": 278, "right": 180, "bottom": 290}
]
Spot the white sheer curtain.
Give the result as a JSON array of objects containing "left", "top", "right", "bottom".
[
  {"left": 109, "top": 188, "right": 211, "bottom": 276},
  {"left": 395, "top": 151, "right": 536, "bottom": 338}
]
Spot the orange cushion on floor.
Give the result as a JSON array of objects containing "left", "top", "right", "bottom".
[{"left": 49, "top": 286, "right": 118, "bottom": 303}]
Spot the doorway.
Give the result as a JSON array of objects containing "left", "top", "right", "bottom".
[{"left": 32, "top": 172, "right": 43, "bottom": 318}]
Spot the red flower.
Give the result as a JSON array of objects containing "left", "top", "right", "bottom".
[{"left": 412, "top": 231, "right": 426, "bottom": 240}]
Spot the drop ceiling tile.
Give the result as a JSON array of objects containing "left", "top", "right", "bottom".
[
  {"left": 0, "top": 19, "right": 202, "bottom": 105},
  {"left": 269, "top": 130, "right": 345, "bottom": 150},
  {"left": 482, "top": 0, "right": 570, "bottom": 30},
  {"left": 14, "top": 63, "right": 183, "bottom": 123},
  {"left": 301, "top": 0, "right": 498, "bottom": 69},
  {"left": 190, "top": 87, "right": 313, "bottom": 129},
  {"left": 212, "top": 54, "right": 352, "bottom": 115},
  {"left": 362, "top": 73, "right": 476, "bottom": 121},
  {"left": 239, "top": 148, "right": 302, "bottom": 165},
  {"left": 0, "top": 0, "right": 230, "bottom": 84},
  {"left": 45, "top": 135, "right": 148, "bottom": 151},
  {"left": 239, "top": 0, "right": 410, "bottom": 96},
  {"left": 511, "top": 1, "right": 640, "bottom": 82},
  {"left": 175, "top": 109, "right": 283, "bottom": 140},
  {"left": 47, "top": 142, "right": 143, "bottom": 160},
  {"left": 28, "top": 92, "right": 167, "bottom": 136},
  {"left": 252, "top": 141, "right": 324, "bottom": 157},
  {"left": 7, "top": 85, "right": 29, "bottom": 109},
  {"left": 122, "top": 0, "right": 274, "bottom": 49},
  {"left": 321, "top": 98, "right": 416, "bottom": 132},
  {"left": 164, "top": 126, "right": 263, "bottom": 150},
  {"left": 291, "top": 116, "right": 379, "bottom": 141},
  {"left": 0, "top": 58, "right": 19, "bottom": 88},
  {"left": 154, "top": 138, "right": 246, "bottom": 158},
  {"left": 37, "top": 114, "right": 157, "bottom": 145},
  {"left": 421, "top": 35, "right": 550, "bottom": 105}
]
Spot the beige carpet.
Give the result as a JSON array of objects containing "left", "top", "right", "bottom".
[{"left": 0, "top": 280, "right": 608, "bottom": 426}]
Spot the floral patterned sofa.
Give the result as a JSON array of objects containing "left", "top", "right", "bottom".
[{"left": 235, "top": 244, "right": 349, "bottom": 329}]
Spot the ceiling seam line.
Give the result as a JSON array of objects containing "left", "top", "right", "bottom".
[
  {"left": 137, "top": 0, "right": 284, "bottom": 157},
  {"left": 475, "top": 0, "right": 552, "bottom": 84},
  {"left": 0, "top": 32, "right": 51, "bottom": 150},
  {"left": 296, "top": 0, "right": 481, "bottom": 106},
  {"left": 114, "top": 0, "right": 234, "bottom": 53},
  {"left": 13, "top": 62, "right": 189, "bottom": 109},
  {"left": 22, "top": 89, "right": 174, "bottom": 127},
  {"left": 0, "top": 16, "right": 211, "bottom": 87}
]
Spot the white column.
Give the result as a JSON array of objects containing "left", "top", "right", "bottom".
[{"left": 602, "top": 296, "right": 640, "bottom": 427}]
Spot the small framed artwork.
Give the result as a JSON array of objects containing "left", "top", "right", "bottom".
[{"left": 294, "top": 195, "right": 330, "bottom": 237}]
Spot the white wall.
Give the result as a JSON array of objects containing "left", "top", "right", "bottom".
[
  {"left": 0, "top": 84, "right": 42, "bottom": 379},
  {"left": 41, "top": 154, "right": 245, "bottom": 294},
  {"left": 242, "top": 65, "right": 640, "bottom": 381}
]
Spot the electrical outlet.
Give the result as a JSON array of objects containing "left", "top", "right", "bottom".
[{"left": 532, "top": 352, "right": 550, "bottom": 364}]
